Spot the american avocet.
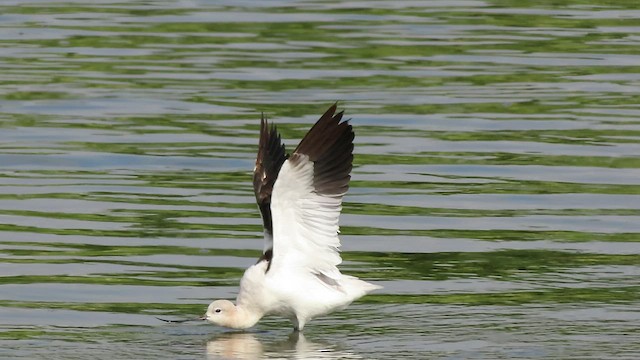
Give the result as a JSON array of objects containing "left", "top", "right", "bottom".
[{"left": 203, "top": 104, "right": 381, "bottom": 331}]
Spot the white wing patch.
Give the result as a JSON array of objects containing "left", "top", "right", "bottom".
[{"left": 270, "top": 154, "right": 343, "bottom": 279}]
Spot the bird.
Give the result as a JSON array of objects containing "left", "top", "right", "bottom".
[{"left": 202, "top": 104, "right": 381, "bottom": 331}]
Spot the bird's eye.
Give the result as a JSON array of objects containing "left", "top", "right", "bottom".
[{"left": 215, "top": 308, "right": 222, "bottom": 313}]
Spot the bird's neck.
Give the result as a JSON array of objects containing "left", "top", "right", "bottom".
[{"left": 229, "top": 304, "right": 263, "bottom": 329}]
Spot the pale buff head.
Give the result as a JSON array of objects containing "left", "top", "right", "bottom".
[
  {"left": 203, "top": 299, "right": 263, "bottom": 329},
  {"left": 204, "top": 300, "right": 237, "bottom": 328}
]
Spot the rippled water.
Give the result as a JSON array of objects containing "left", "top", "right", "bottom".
[{"left": 1, "top": 1, "right": 640, "bottom": 359}]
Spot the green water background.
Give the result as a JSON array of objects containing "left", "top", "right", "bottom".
[{"left": 0, "top": 1, "right": 639, "bottom": 359}]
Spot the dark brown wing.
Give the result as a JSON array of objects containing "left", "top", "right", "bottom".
[
  {"left": 292, "top": 103, "right": 353, "bottom": 197},
  {"left": 253, "top": 113, "right": 287, "bottom": 256}
]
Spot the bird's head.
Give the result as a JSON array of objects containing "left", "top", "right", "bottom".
[{"left": 203, "top": 299, "right": 239, "bottom": 328}]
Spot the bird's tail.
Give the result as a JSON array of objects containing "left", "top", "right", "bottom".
[{"left": 342, "top": 275, "right": 382, "bottom": 299}]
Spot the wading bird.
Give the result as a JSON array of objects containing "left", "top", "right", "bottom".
[{"left": 203, "top": 104, "right": 380, "bottom": 331}]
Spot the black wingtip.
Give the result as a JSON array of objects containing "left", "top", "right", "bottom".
[
  {"left": 291, "top": 104, "right": 354, "bottom": 197},
  {"left": 254, "top": 111, "right": 287, "bottom": 237}
]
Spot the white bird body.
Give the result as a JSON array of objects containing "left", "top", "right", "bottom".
[{"left": 204, "top": 104, "right": 381, "bottom": 331}]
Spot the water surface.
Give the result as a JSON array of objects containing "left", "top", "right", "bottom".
[{"left": 1, "top": 1, "right": 639, "bottom": 359}]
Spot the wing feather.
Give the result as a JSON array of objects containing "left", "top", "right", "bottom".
[
  {"left": 270, "top": 104, "right": 353, "bottom": 277},
  {"left": 253, "top": 114, "right": 287, "bottom": 257}
]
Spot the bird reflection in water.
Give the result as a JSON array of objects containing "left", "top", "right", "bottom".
[{"left": 206, "top": 331, "right": 362, "bottom": 360}]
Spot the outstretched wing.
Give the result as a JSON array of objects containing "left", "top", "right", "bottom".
[
  {"left": 253, "top": 114, "right": 287, "bottom": 259},
  {"left": 270, "top": 104, "right": 353, "bottom": 278}
]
